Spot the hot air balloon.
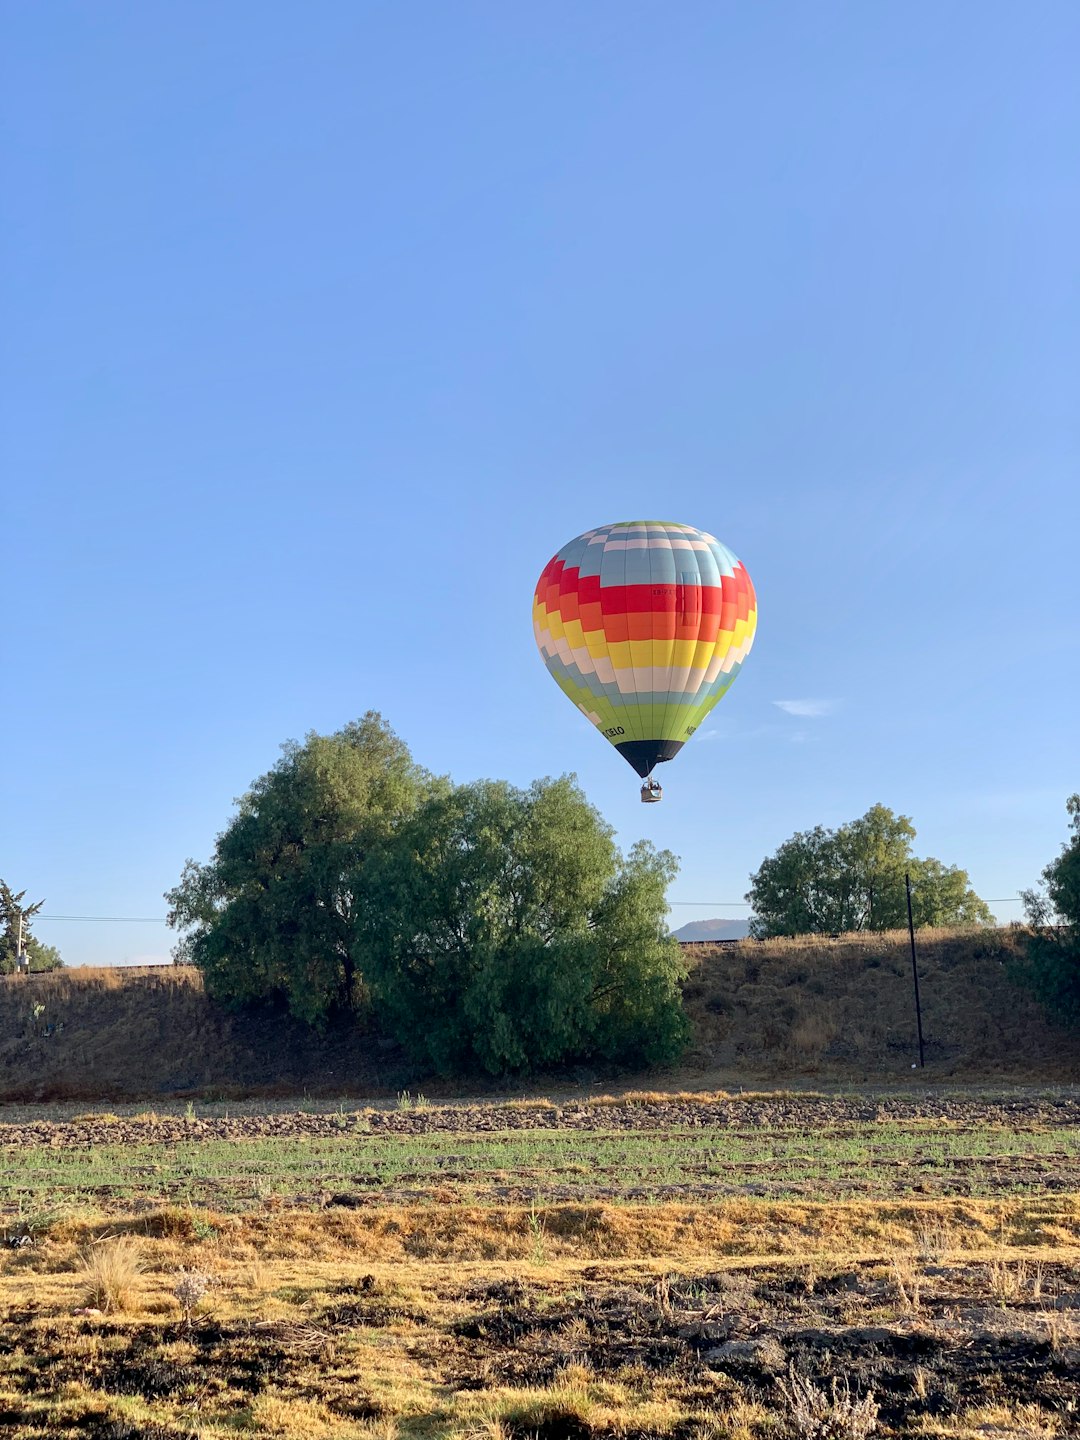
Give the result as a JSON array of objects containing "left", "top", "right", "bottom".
[{"left": 532, "top": 521, "right": 757, "bottom": 801}]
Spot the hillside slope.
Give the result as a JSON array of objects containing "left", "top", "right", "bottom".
[
  {"left": 0, "top": 966, "right": 404, "bottom": 1102},
  {"left": 682, "top": 926, "right": 1079, "bottom": 1078},
  {"left": 0, "top": 928, "right": 1075, "bottom": 1101}
]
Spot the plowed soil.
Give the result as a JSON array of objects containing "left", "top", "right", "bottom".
[{"left": 5, "top": 1090, "right": 1080, "bottom": 1149}]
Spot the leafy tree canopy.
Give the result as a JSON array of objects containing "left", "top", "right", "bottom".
[
  {"left": 1022, "top": 794, "right": 1080, "bottom": 1022},
  {"left": 166, "top": 712, "right": 440, "bottom": 1023},
  {"left": 168, "top": 720, "right": 687, "bottom": 1076},
  {"left": 746, "top": 803, "right": 992, "bottom": 938},
  {"left": 0, "top": 882, "right": 63, "bottom": 973},
  {"left": 359, "top": 775, "right": 687, "bottom": 1075}
]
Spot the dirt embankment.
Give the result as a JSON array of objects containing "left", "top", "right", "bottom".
[
  {"left": 0, "top": 966, "right": 403, "bottom": 1104},
  {"left": 683, "top": 926, "right": 1080, "bottom": 1079},
  {"left": 0, "top": 927, "right": 1076, "bottom": 1101}
]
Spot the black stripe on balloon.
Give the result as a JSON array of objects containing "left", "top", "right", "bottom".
[{"left": 614, "top": 739, "right": 685, "bottom": 778}]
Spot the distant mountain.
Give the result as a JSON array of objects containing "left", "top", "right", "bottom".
[{"left": 670, "top": 917, "right": 751, "bottom": 942}]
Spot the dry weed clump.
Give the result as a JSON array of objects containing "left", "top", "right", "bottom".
[
  {"left": 985, "top": 1257, "right": 1035, "bottom": 1304},
  {"left": 79, "top": 1234, "right": 143, "bottom": 1313},
  {"left": 172, "top": 1267, "right": 217, "bottom": 1321},
  {"left": 460, "top": 1418, "right": 509, "bottom": 1440},
  {"left": 778, "top": 1364, "right": 879, "bottom": 1440},
  {"left": 715, "top": 1398, "right": 773, "bottom": 1440},
  {"left": 915, "top": 1218, "right": 955, "bottom": 1263},
  {"left": 890, "top": 1253, "right": 922, "bottom": 1313},
  {"left": 355, "top": 1420, "right": 401, "bottom": 1440},
  {"left": 1038, "top": 1305, "right": 1080, "bottom": 1355}
]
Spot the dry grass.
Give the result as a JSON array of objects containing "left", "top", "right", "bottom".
[
  {"left": 78, "top": 1233, "right": 143, "bottom": 1312},
  {"left": 23, "top": 1193, "right": 1080, "bottom": 1271},
  {"left": 0, "top": 963, "right": 393, "bottom": 1103},
  {"left": 3, "top": 1190, "right": 1080, "bottom": 1439},
  {"left": 985, "top": 1257, "right": 1033, "bottom": 1303},
  {"left": 913, "top": 1401, "right": 1065, "bottom": 1439},
  {"left": 890, "top": 1252, "right": 923, "bottom": 1313},
  {"left": 789, "top": 1011, "right": 841, "bottom": 1057},
  {"left": 3, "top": 1070, "right": 1079, "bottom": 1440},
  {"left": 18, "top": 963, "right": 200, "bottom": 995}
]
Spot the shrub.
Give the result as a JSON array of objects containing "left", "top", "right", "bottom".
[{"left": 1022, "top": 795, "right": 1080, "bottom": 1023}]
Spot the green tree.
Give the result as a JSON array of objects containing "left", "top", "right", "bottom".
[
  {"left": 0, "top": 882, "right": 63, "bottom": 973},
  {"left": 359, "top": 775, "right": 688, "bottom": 1075},
  {"left": 1021, "top": 794, "right": 1080, "bottom": 1022},
  {"left": 165, "top": 713, "right": 439, "bottom": 1023},
  {"left": 746, "top": 804, "right": 991, "bottom": 938},
  {"left": 907, "top": 856, "right": 994, "bottom": 928}
]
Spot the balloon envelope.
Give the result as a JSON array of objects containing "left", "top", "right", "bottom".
[{"left": 533, "top": 520, "right": 757, "bottom": 777}]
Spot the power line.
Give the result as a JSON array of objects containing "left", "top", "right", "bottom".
[
  {"left": 668, "top": 896, "right": 1025, "bottom": 908},
  {"left": 37, "top": 895, "right": 1030, "bottom": 922},
  {"left": 39, "top": 915, "right": 170, "bottom": 923},
  {"left": 669, "top": 901, "right": 752, "bottom": 908}
]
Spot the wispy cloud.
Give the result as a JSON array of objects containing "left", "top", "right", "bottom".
[
  {"left": 696, "top": 718, "right": 815, "bottom": 745},
  {"left": 772, "top": 698, "right": 838, "bottom": 718}
]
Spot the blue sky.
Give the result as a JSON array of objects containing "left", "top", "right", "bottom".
[{"left": 3, "top": 3, "right": 1077, "bottom": 966}]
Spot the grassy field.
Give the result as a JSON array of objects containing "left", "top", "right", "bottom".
[
  {"left": 3, "top": 1088, "right": 1080, "bottom": 1440},
  {"left": 4, "top": 1112, "right": 1080, "bottom": 1213}
]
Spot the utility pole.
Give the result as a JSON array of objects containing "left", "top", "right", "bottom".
[
  {"left": 905, "top": 871, "right": 925, "bottom": 1068},
  {"left": 3, "top": 885, "right": 41, "bottom": 976}
]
